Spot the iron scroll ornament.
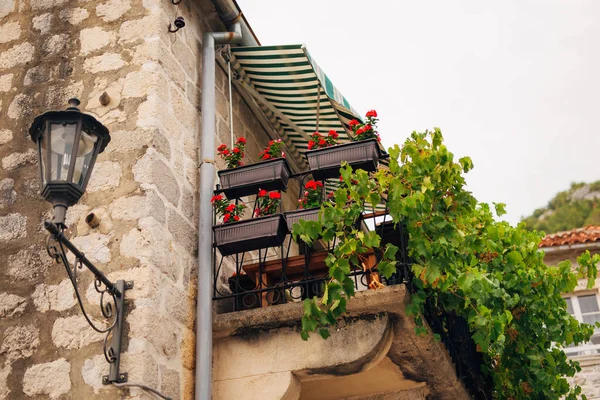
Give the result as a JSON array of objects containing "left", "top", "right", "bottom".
[{"left": 45, "top": 221, "right": 133, "bottom": 384}]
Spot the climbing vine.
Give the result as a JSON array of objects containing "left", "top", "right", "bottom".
[{"left": 293, "top": 129, "right": 600, "bottom": 399}]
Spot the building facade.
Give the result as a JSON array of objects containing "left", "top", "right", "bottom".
[
  {"left": 540, "top": 226, "right": 600, "bottom": 400},
  {"left": 0, "top": 1, "right": 477, "bottom": 399}
]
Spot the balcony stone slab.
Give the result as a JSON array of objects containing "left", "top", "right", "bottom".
[{"left": 213, "top": 285, "right": 471, "bottom": 400}]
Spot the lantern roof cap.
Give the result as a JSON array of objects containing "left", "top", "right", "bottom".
[{"left": 28, "top": 99, "right": 110, "bottom": 153}]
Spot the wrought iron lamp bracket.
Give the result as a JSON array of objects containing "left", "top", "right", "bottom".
[{"left": 44, "top": 221, "right": 133, "bottom": 385}]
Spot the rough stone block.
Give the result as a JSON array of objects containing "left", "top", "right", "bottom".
[
  {"left": 160, "top": 365, "right": 181, "bottom": 400},
  {"left": 120, "top": 217, "right": 177, "bottom": 280},
  {"left": 71, "top": 232, "right": 112, "bottom": 263},
  {"left": 32, "top": 13, "right": 53, "bottom": 34},
  {"left": 59, "top": 7, "right": 89, "bottom": 25},
  {"left": 80, "top": 27, "right": 115, "bottom": 55},
  {"left": 103, "top": 128, "right": 152, "bottom": 154},
  {"left": 30, "top": 0, "right": 69, "bottom": 10},
  {"left": 109, "top": 190, "right": 165, "bottom": 222},
  {"left": 0, "top": 292, "right": 27, "bottom": 318},
  {"left": 0, "top": 21, "right": 20, "bottom": 44},
  {"left": 0, "top": 73, "right": 14, "bottom": 92},
  {"left": 133, "top": 149, "right": 181, "bottom": 206},
  {"left": 0, "top": 0, "right": 15, "bottom": 18},
  {"left": 0, "top": 178, "right": 17, "bottom": 208},
  {"left": 128, "top": 306, "right": 180, "bottom": 358},
  {"left": 0, "top": 213, "right": 26, "bottom": 241},
  {"left": 119, "top": 14, "right": 164, "bottom": 44},
  {"left": 1, "top": 148, "right": 37, "bottom": 170},
  {"left": 32, "top": 279, "right": 76, "bottom": 312},
  {"left": 0, "top": 363, "right": 11, "bottom": 399},
  {"left": 0, "top": 324, "right": 40, "bottom": 360},
  {"left": 0, "top": 129, "right": 13, "bottom": 144},
  {"left": 64, "top": 203, "right": 91, "bottom": 228},
  {"left": 81, "top": 354, "right": 109, "bottom": 394},
  {"left": 132, "top": 39, "right": 187, "bottom": 90},
  {"left": 180, "top": 187, "right": 194, "bottom": 220},
  {"left": 121, "top": 66, "right": 166, "bottom": 99},
  {"left": 162, "top": 281, "right": 187, "bottom": 325},
  {"left": 43, "top": 33, "right": 68, "bottom": 56},
  {"left": 23, "top": 358, "right": 71, "bottom": 399},
  {"left": 168, "top": 209, "right": 196, "bottom": 253},
  {"left": 7, "top": 93, "right": 33, "bottom": 119},
  {"left": 87, "top": 161, "right": 122, "bottom": 192},
  {"left": 7, "top": 244, "right": 50, "bottom": 281},
  {"left": 24, "top": 65, "right": 50, "bottom": 86},
  {"left": 96, "top": 0, "right": 131, "bottom": 22},
  {"left": 52, "top": 315, "right": 105, "bottom": 349},
  {"left": 86, "top": 266, "right": 160, "bottom": 305},
  {"left": 83, "top": 53, "right": 125, "bottom": 73}
]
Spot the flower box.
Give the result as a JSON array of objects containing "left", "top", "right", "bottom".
[
  {"left": 217, "top": 158, "right": 291, "bottom": 199},
  {"left": 305, "top": 139, "right": 382, "bottom": 180},
  {"left": 284, "top": 207, "right": 320, "bottom": 233},
  {"left": 213, "top": 214, "right": 287, "bottom": 256}
]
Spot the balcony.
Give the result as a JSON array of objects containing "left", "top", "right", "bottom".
[{"left": 210, "top": 165, "right": 492, "bottom": 399}]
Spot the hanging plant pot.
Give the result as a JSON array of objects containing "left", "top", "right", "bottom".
[
  {"left": 217, "top": 158, "right": 291, "bottom": 199},
  {"left": 305, "top": 139, "right": 383, "bottom": 180},
  {"left": 213, "top": 214, "right": 287, "bottom": 256},
  {"left": 284, "top": 207, "right": 320, "bottom": 233}
]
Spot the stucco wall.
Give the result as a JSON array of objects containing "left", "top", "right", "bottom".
[{"left": 0, "top": 0, "right": 288, "bottom": 398}]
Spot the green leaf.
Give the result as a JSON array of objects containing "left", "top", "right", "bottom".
[
  {"left": 494, "top": 202, "right": 507, "bottom": 216},
  {"left": 318, "top": 328, "right": 331, "bottom": 339},
  {"left": 378, "top": 260, "right": 397, "bottom": 278},
  {"left": 384, "top": 243, "right": 399, "bottom": 260},
  {"left": 363, "top": 231, "right": 381, "bottom": 248}
]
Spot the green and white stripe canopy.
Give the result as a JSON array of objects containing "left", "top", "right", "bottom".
[
  {"left": 229, "top": 44, "right": 387, "bottom": 211},
  {"left": 230, "top": 44, "right": 362, "bottom": 158}
]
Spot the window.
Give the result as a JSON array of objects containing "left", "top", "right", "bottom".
[{"left": 564, "top": 293, "right": 600, "bottom": 357}]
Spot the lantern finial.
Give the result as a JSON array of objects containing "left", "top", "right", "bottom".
[{"left": 67, "top": 98, "right": 81, "bottom": 111}]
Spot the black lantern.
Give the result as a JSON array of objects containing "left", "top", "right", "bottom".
[{"left": 29, "top": 98, "right": 110, "bottom": 225}]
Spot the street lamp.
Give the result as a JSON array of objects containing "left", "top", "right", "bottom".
[{"left": 29, "top": 99, "right": 132, "bottom": 385}]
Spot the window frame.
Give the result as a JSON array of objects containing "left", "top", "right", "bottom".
[{"left": 563, "top": 291, "right": 600, "bottom": 357}]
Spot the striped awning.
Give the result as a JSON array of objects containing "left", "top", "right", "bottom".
[{"left": 229, "top": 44, "right": 362, "bottom": 162}]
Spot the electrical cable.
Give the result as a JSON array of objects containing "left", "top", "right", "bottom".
[{"left": 113, "top": 382, "right": 173, "bottom": 400}]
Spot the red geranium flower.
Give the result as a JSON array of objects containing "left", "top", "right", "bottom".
[
  {"left": 223, "top": 213, "right": 231, "bottom": 222},
  {"left": 233, "top": 215, "right": 240, "bottom": 221},
  {"left": 237, "top": 137, "right": 247, "bottom": 144},
  {"left": 328, "top": 130, "right": 338, "bottom": 138},
  {"left": 348, "top": 119, "right": 359, "bottom": 128},
  {"left": 258, "top": 189, "right": 268, "bottom": 197},
  {"left": 269, "top": 191, "right": 281, "bottom": 199},
  {"left": 233, "top": 148, "right": 240, "bottom": 154},
  {"left": 211, "top": 194, "right": 223, "bottom": 202},
  {"left": 308, "top": 140, "right": 315, "bottom": 150},
  {"left": 366, "top": 110, "right": 377, "bottom": 118},
  {"left": 225, "top": 204, "right": 235, "bottom": 212}
]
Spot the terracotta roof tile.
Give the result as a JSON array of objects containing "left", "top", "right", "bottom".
[{"left": 539, "top": 226, "right": 600, "bottom": 248}]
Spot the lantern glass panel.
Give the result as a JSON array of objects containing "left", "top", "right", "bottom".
[
  {"left": 49, "top": 122, "right": 77, "bottom": 182},
  {"left": 72, "top": 130, "right": 98, "bottom": 187}
]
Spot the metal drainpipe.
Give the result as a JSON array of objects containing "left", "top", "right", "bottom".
[{"left": 197, "top": 23, "right": 243, "bottom": 400}]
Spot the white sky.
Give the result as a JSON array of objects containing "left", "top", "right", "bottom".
[{"left": 238, "top": 0, "right": 600, "bottom": 225}]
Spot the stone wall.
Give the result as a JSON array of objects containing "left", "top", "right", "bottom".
[{"left": 0, "top": 0, "right": 288, "bottom": 398}]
